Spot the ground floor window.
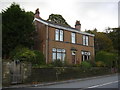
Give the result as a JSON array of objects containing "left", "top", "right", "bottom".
[
  {"left": 81, "top": 51, "right": 90, "bottom": 61},
  {"left": 52, "top": 48, "right": 66, "bottom": 62}
]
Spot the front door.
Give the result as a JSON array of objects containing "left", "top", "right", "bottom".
[
  {"left": 72, "top": 51, "right": 76, "bottom": 64},
  {"left": 72, "top": 55, "right": 75, "bottom": 64}
]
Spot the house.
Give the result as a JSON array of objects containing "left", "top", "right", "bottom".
[{"left": 33, "top": 9, "right": 95, "bottom": 64}]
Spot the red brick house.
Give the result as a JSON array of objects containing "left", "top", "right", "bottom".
[{"left": 33, "top": 9, "right": 95, "bottom": 64}]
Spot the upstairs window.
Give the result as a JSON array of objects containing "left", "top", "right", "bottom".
[
  {"left": 83, "top": 35, "right": 89, "bottom": 46},
  {"left": 71, "top": 32, "right": 76, "bottom": 43},
  {"left": 60, "top": 30, "right": 63, "bottom": 41},
  {"left": 55, "top": 29, "right": 63, "bottom": 41},
  {"left": 55, "top": 29, "right": 59, "bottom": 41}
]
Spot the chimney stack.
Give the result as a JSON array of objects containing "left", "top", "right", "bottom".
[
  {"left": 75, "top": 20, "right": 81, "bottom": 31},
  {"left": 34, "top": 8, "right": 40, "bottom": 18}
]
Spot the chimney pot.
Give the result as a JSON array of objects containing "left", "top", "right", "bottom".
[
  {"left": 34, "top": 8, "right": 40, "bottom": 18},
  {"left": 75, "top": 20, "right": 81, "bottom": 31}
]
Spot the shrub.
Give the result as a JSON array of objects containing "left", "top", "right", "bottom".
[
  {"left": 95, "top": 51, "right": 117, "bottom": 67},
  {"left": 33, "top": 50, "right": 45, "bottom": 65},
  {"left": 10, "top": 46, "right": 45, "bottom": 66},
  {"left": 10, "top": 46, "right": 36, "bottom": 62},
  {"left": 51, "top": 60, "right": 63, "bottom": 67},
  {"left": 96, "top": 61, "right": 106, "bottom": 67},
  {"left": 86, "top": 60, "right": 96, "bottom": 67},
  {"left": 80, "top": 61, "right": 92, "bottom": 69}
]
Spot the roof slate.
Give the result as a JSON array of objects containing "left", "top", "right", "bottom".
[{"left": 34, "top": 17, "right": 95, "bottom": 37}]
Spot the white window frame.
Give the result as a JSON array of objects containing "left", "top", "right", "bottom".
[
  {"left": 52, "top": 48, "right": 66, "bottom": 62},
  {"left": 55, "top": 29, "right": 63, "bottom": 41},
  {"left": 60, "top": 30, "right": 63, "bottom": 41},
  {"left": 83, "top": 35, "right": 89, "bottom": 46},
  {"left": 55, "top": 29, "right": 59, "bottom": 41},
  {"left": 81, "top": 51, "right": 90, "bottom": 61},
  {"left": 71, "top": 32, "right": 76, "bottom": 43}
]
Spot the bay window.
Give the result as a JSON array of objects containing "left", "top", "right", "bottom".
[
  {"left": 52, "top": 48, "right": 66, "bottom": 62},
  {"left": 81, "top": 51, "right": 90, "bottom": 61}
]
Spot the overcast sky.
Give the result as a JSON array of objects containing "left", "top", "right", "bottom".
[{"left": 0, "top": 0, "right": 119, "bottom": 32}]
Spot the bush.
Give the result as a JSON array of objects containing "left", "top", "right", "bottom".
[
  {"left": 33, "top": 50, "right": 45, "bottom": 65},
  {"left": 10, "top": 46, "right": 36, "bottom": 62},
  {"left": 96, "top": 61, "right": 106, "bottom": 67},
  {"left": 80, "top": 61, "right": 92, "bottom": 69},
  {"left": 10, "top": 46, "right": 45, "bottom": 66},
  {"left": 51, "top": 60, "right": 63, "bottom": 67},
  {"left": 95, "top": 51, "right": 117, "bottom": 67},
  {"left": 86, "top": 60, "right": 96, "bottom": 67}
]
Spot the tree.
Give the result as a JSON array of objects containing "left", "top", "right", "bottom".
[
  {"left": 47, "top": 14, "right": 70, "bottom": 26},
  {"left": 86, "top": 29, "right": 113, "bottom": 52},
  {"left": 107, "top": 27, "right": 120, "bottom": 52},
  {"left": 2, "top": 3, "right": 35, "bottom": 58}
]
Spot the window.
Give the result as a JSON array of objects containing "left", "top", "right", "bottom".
[
  {"left": 83, "top": 35, "right": 86, "bottom": 45},
  {"left": 55, "top": 29, "right": 63, "bottom": 41},
  {"left": 52, "top": 48, "right": 66, "bottom": 62},
  {"left": 83, "top": 35, "right": 89, "bottom": 46},
  {"left": 55, "top": 29, "right": 59, "bottom": 41},
  {"left": 71, "top": 33, "right": 76, "bottom": 43},
  {"left": 60, "top": 30, "right": 63, "bottom": 41},
  {"left": 81, "top": 51, "right": 90, "bottom": 61}
]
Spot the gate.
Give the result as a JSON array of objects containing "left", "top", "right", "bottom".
[
  {"left": 10, "top": 60, "right": 23, "bottom": 84},
  {"left": 3, "top": 60, "right": 31, "bottom": 85}
]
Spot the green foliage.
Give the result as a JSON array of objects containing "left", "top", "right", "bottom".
[
  {"left": 47, "top": 14, "right": 70, "bottom": 26},
  {"left": 80, "top": 61, "right": 92, "bottom": 69},
  {"left": 10, "top": 46, "right": 35, "bottom": 62},
  {"left": 85, "top": 60, "right": 96, "bottom": 67},
  {"left": 95, "top": 51, "right": 117, "bottom": 67},
  {"left": 107, "top": 27, "right": 120, "bottom": 52},
  {"left": 10, "top": 46, "right": 45, "bottom": 65},
  {"left": 96, "top": 61, "right": 106, "bottom": 67},
  {"left": 33, "top": 50, "right": 45, "bottom": 65},
  {"left": 2, "top": 3, "right": 35, "bottom": 58},
  {"left": 86, "top": 29, "right": 113, "bottom": 52},
  {"left": 51, "top": 60, "right": 63, "bottom": 67}
]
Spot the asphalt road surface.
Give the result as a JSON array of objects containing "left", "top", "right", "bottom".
[
  {"left": 2, "top": 73, "right": 120, "bottom": 90},
  {"left": 32, "top": 73, "right": 119, "bottom": 89}
]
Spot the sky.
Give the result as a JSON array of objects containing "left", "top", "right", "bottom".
[{"left": 0, "top": 0, "right": 119, "bottom": 32}]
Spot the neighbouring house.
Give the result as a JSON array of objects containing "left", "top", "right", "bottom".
[{"left": 33, "top": 9, "right": 95, "bottom": 64}]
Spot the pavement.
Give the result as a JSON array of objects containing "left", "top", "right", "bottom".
[{"left": 2, "top": 73, "right": 119, "bottom": 89}]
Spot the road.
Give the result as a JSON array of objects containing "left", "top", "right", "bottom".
[
  {"left": 32, "top": 73, "right": 119, "bottom": 89},
  {"left": 2, "top": 73, "right": 120, "bottom": 90}
]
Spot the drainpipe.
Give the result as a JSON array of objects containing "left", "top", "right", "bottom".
[
  {"left": 46, "top": 25, "right": 48, "bottom": 64},
  {"left": 93, "top": 37, "right": 95, "bottom": 61}
]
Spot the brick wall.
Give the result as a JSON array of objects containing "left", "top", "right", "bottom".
[{"left": 34, "top": 21, "right": 94, "bottom": 64}]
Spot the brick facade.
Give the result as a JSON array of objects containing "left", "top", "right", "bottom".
[{"left": 33, "top": 13, "right": 95, "bottom": 64}]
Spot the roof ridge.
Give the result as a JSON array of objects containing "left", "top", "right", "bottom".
[{"left": 34, "top": 18, "right": 95, "bottom": 37}]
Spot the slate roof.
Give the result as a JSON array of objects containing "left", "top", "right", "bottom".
[{"left": 34, "top": 17, "right": 95, "bottom": 37}]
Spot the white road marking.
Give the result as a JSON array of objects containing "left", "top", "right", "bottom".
[{"left": 88, "top": 80, "right": 118, "bottom": 88}]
